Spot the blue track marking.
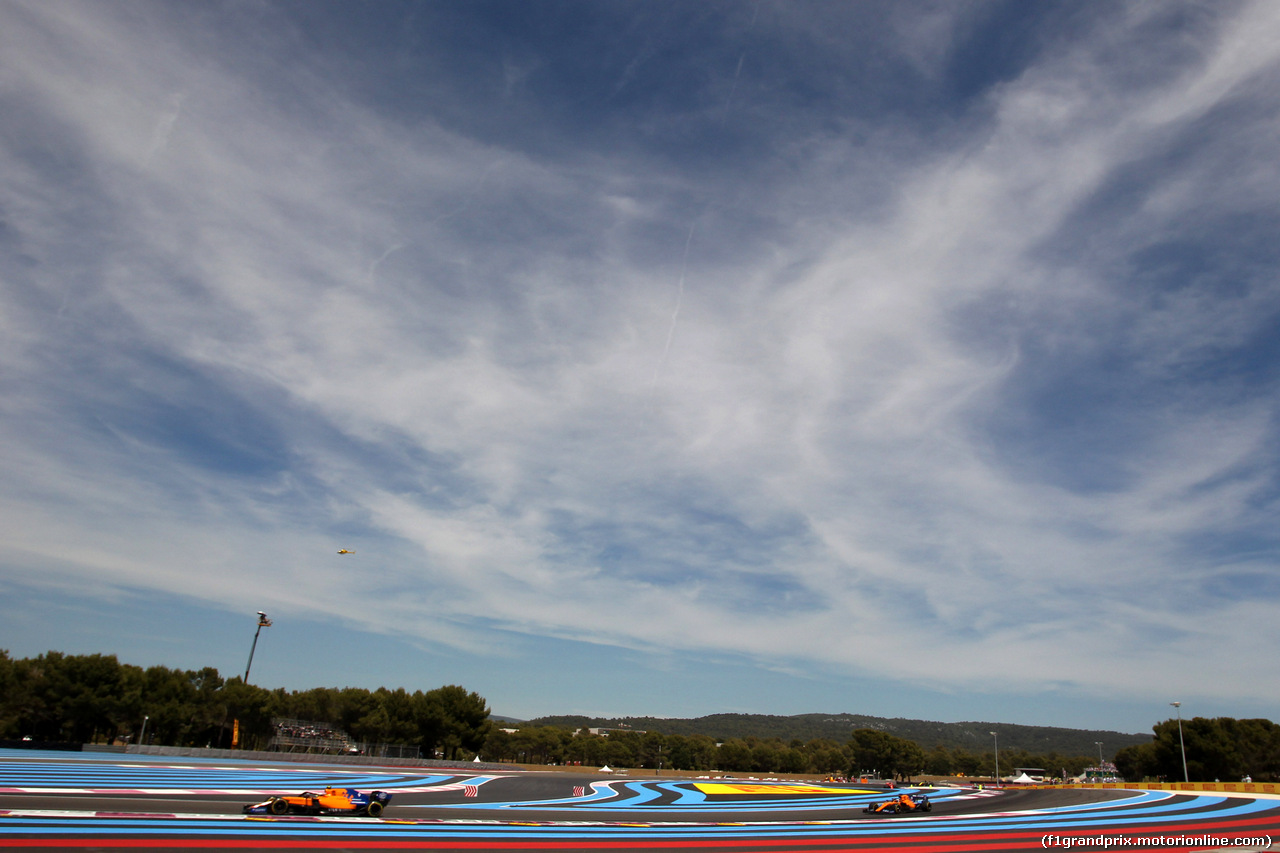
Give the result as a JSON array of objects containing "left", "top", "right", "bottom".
[
  {"left": 0, "top": 760, "right": 456, "bottom": 793},
  {"left": 3, "top": 754, "right": 1280, "bottom": 847}
]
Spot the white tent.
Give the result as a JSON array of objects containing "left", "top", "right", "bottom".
[
  {"left": 1009, "top": 772, "right": 1037, "bottom": 784},
  {"left": 598, "top": 765, "right": 614, "bottom": 773}
]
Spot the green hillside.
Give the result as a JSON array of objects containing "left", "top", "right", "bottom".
[{"left": 523, "top": 712, "right": 1151, "bottom": 757}]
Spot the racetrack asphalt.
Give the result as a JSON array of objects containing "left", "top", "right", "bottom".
[
  {"left": 3, "top": 751, "right": 1278, "bottom": 851},
  {"left": 1, "top": 775, "right": 1124, "bottom": 820}
]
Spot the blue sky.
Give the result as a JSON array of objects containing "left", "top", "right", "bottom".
[{"left": 2, "top": 0, "right": 1279, "bottom": 736}]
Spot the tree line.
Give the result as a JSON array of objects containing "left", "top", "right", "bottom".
[
  {"left": 1114, "top": 717, "right": 1280, "bottom": 782},
  {"left": 6, "top": 650, "right": 1275, "bottom": 781},
  {"left": 0, "top": 649, "right": 1092, "bottom": 776},
  {"left": 487, "top": 719, "right": 1278, "bottom": 780},
  {"left": 0, "top": 650, "right": 490, "bottom": 759}
]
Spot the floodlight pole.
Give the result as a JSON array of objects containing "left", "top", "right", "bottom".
[
  {"left": 990, "top": 731, "right": 999, "bottom": 788},
  {"left": 1096, "top": 741, "right": 1104, "bottom": 768},
  {"left": 1171, "top": 702, "right": 1188, "bottom": 782},
  {"left": 244, "top": 611, "right": 272, "bottom": 683}
]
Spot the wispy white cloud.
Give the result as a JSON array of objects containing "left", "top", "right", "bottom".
[{"left": 2, "top": 0, "right": 1279, "bottom": 727}]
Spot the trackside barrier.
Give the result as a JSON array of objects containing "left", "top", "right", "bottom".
[
  {"left": 1038, "top": 782, "right": 1280, "bottom": 794},
  {"left": 124, "top": 744, "right": 511, "bottom": 772}
]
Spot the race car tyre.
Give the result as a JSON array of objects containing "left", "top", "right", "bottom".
[
  {"left": 269, "top": 797, "right": 289, "bottom": 815},
  {"left": 366, "top": 801, "right": 384, "bottom": 817}
]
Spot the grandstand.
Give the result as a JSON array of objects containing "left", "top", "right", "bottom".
[
  {"left": 268, "top": 718, "right": 419, "bottom": 759},
  {"left": 269, "top": 718, "right": 356, "bottom": 754}
]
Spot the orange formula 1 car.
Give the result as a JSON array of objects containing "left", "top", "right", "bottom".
[
  {"left": 243, "top": 787, "right": 392, "bottom": 816},
  {"left": 863, "top": 792, "right": 932, "bottom": 815}
]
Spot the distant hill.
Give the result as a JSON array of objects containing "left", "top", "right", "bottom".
[{"left": 520, "top": 712, "right": 1151, "bottom": 757}]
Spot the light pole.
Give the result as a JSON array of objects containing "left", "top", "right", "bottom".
[
  {"left": 1096, "top": 741, "right": 1104, "bottom": 768},
  {"left": 990, "top": 731, "right": 1000, "bottom": 787},
  {"left": 243, "top": 611, "right": 272, "bottom": 683},
  {"left": 1171, "top": 702, "right": 1188, "bottom": 783}
]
